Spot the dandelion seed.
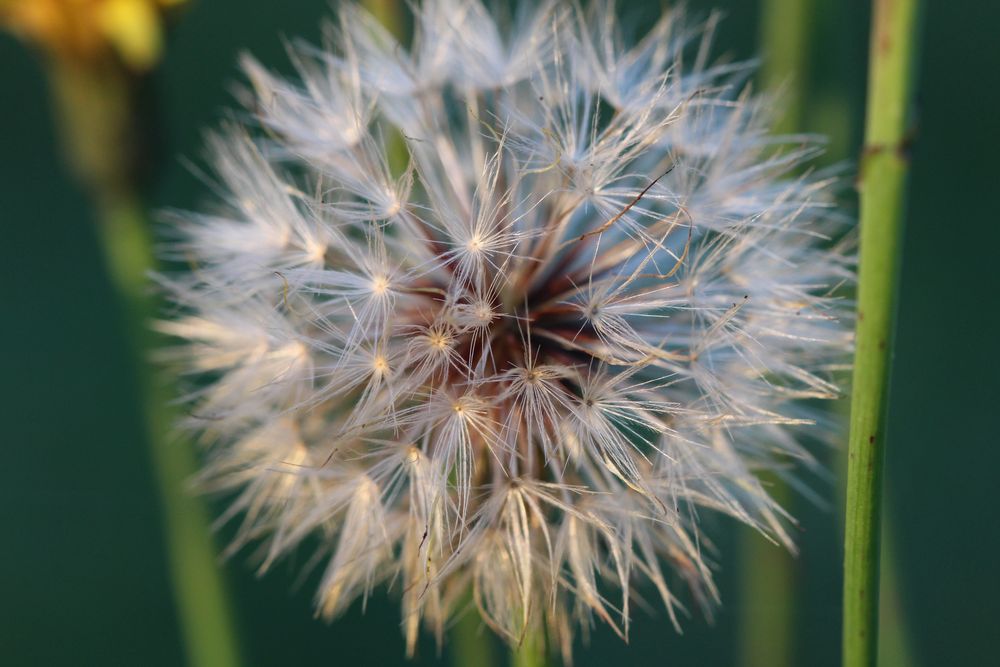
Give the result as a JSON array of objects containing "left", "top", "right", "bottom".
[{"left": 160, "top": 0, "right": 853, "bottom": 658}]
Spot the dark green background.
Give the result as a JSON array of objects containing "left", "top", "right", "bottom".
[{"left": 1, "top": 1, "right": 996, "bottom": 665}]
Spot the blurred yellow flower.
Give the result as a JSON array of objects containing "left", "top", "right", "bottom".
[{"left": 0, "top": 0, "right": 185, "bottom": 70}]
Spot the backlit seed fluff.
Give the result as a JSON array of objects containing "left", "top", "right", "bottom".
[{"left": 159, "top": 0, "right": 854, "bottom": 659}]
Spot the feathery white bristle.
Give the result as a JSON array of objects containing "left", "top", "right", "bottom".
[{"left": 160, "top": 0, "right": 853, "bottom": 656}]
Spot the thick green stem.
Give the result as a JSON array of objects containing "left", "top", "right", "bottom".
[
  {"left": 97, "top": 195, "right": 243, "bottom": 667},
  {"left": 842, "top": 1, "right": 921, "bottom": 666},
  {"left": 510, "top": 628, "right": 546, "bottom": 667},
  {"left": 450, "top": 606, "right": 496, "bottom": 667},
  {"left": 46, "top": 51, "right": 242, "bottom": 667}
]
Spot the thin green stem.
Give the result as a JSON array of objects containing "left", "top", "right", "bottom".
[
  {"left": 759, "top": 0, "right": 812, "bottom": 134},
  {"left": 738, "top": 2, "right": 813, "bottom": 665},
  {"left": 738, "top": 510, "right": 795, "bottom": 667},
  {"left": 842, "top": 1, "right": 921, "bottom": 666},
  {"left": 362, "top": 0, "right": 409, "bottom": 176},
  {"left": 96, "top": 194, "right": 243, "bottom": 667}
]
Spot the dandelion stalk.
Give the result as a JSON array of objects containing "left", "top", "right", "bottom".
[
  {"left": 451, "top": 608, "right": 497, "bottom": 667},
  {"left": 0, "top": 16, "right": 240, "bottom": 663},
  {"left": 758, "top": 0, "right": 811, "bottom": 134},
  {"left": 738, "top": 2, "right": 813, "bottom": 666},
  {"left": 739, "top": 522, "right": 795, "bottom": 667},
  {"left": 45, "top": 51, "right": 242, "bottom": 667},
  {"left": 363, "top": 0, "right": 406, "bottom": 41},
  {"left": 510, "top": 629, "right": 545, "bottom": 667},
  {"left": 842, "top": 1, "right": 921, "bottom": 665},
  {"left": 95, "top": 193, "right": 243, "bottom": 667}
]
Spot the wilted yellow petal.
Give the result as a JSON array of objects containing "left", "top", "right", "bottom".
[
  {"left": 1, "top": 0, "right": 183, "bottom": 69},
  {"left": 97, "top": 0, "right": 162, "bottom": 70},
  {"left": 1, "top": 0, "right": 73, "bottom": 54}
]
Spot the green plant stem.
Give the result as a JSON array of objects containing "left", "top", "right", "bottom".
[
  {"left": 363, "top": 0, "right": 407, "bottom": 41},
  {"left": 737, "top": 2, "right": 813, "bottom": 665},
  {"left": 96, "top": 193, "right": 242, "bottom": 667},
  {"left": 739, "top": 508, "right": 795, "bottom": 667},
  {"left": 44, "top": 41, "right": 243, "bottom": 667},
  {"left": 842, "top": 1, "right": 921, "bottom": 666},
  {"left": 510, "top": 628, "right": 546, "bottom": 667},
  {"left": 759, "top": 0, "right": 812, "bottom": 133},
  {"left": 362, "top": 0, "right": 409, "bottom": 177},
  {"left": 451, "top": 606, "right": 496, "bottom": 667}
]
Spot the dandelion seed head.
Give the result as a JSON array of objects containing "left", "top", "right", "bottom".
[{"left": 161, "top": 0, "right": 853, "bottom": 657}]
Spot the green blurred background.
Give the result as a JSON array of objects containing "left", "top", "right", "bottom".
[{"left": 1, "top": 1, "right": 996, "bottom": 665}]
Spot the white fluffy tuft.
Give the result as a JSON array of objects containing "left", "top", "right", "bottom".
[{"left": 160, "top": 0, "right": 853, "bottom": 657}]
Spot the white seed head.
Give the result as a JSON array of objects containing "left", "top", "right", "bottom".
[{"left": 161, "top": 0, "right": 853, "bottom": 658}]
